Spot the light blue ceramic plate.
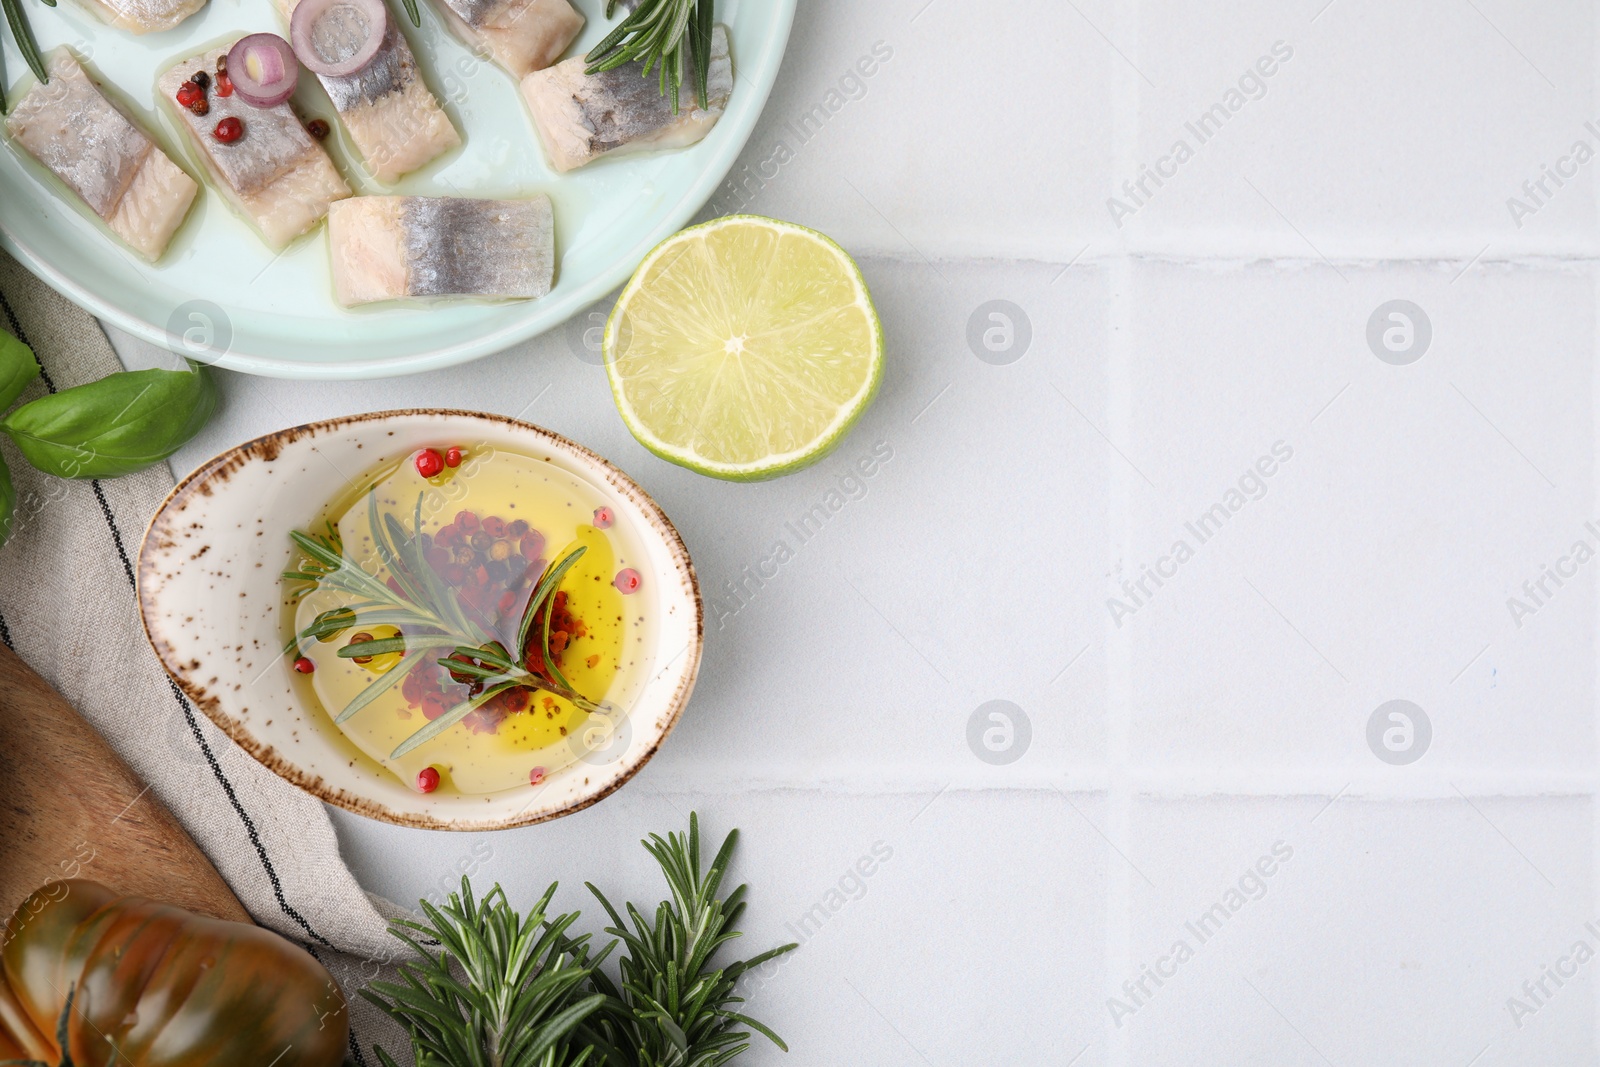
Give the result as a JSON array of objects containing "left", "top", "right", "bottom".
[{"left": 0, "top": 0, "right": 793, "bottom": 378}]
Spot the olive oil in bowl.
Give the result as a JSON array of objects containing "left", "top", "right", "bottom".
[{"left": 283, "top": 444, "right": 655, "bottom": 795}]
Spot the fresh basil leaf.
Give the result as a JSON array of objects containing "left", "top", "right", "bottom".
[
  {"left": 0, "top": 451, "right": 14, "bottom": 548},
  {"left": 1, "top": 364, "right": 217, "bottom": 479},
  {"left": 0, "top": 331, "right": 40, "bottom": 413}
]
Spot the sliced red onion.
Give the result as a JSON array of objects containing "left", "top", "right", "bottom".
[
  {"left": 227, "top": 34, "right": 300, "bottom": 109},
  {"left": 290, "top": 0, "right": 388, "bottom": 79}
]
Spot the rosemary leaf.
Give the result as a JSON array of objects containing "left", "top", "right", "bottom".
[
  {"left": 288, "top": 529, "right": 396, "bottom": 605},
  {"left": 516, "top": 544, "right": 586, "bottom": 657},
  {"left": 369, "top": 492, "right": 428, "bottom": 611},
  {"left": 289, "top": 528, "right": 345, "bottom": 571},
  {"left": 431, "top": 656, "right": 509, "bottom": 682},
  {"left": 1, "top": 0, "right": 47, "bottom": 86},
  {"left": 300, "top": 607, "right": 434, "bottom": 644},
  {"left": 409, "top": 493, "right": 478, "bottom": 637},
  {"left": 722, "top": 1011, "right": 789, "bottom": 1053},
  {"left": 692, "top": 0, "right": 712, "bottom": 110},
  {"left": 336, "top": 635, "right": 409, "bottom": 658},
  {"left": 390, "top": 681, "right": 518, "bottom": 758},
  {"left": 462, "top": 641, "right": 516, "bottom": 671},
  {"left": 335, "top": 646, "right": 438, "bottom": 724}
]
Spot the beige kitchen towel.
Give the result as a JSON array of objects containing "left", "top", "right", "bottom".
[{"left": 0, "top": 254, "right": 409, "bottom": 1065}]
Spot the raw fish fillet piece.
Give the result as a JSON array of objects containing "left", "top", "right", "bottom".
[
  {"left": 6, "top": 51, "right": 198, "bottom": 260},
  {"left": 73, "top": 0, "right": 205, "bottom": 35},
  {"left": 328, "top": 195, "right": 554, "bottom": 305},
  {"left": 158, "top": 47, "right": 351, "bottom": 250},
  {"left": 278, "top": 0, "right": 461, "bottom": 183},
  {"left": 520, "top": 23, "right": 732, "bottom": 172},
  {"left": 435, "top": 0, "right": 582, "bottom": 79}
]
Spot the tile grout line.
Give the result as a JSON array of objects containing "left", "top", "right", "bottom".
[
  {"left": 1589, "top": 18, "right": 1599, "bottom": 1040},
  {"left": 1103, "top": 1, "right": 1141, "bottom": 1054},
  {"left": 1104, "top": 253, "right": 1136, "bottom": 1067},
  {"left": 810, "top": 245, "right": 1600, "bottom": 271},
  {"left": 628, "top": 770, "right": 1600, "bottom": 796},
  {"left": 1591, "top": 257, "right": 1600, "bottom": 1037}
]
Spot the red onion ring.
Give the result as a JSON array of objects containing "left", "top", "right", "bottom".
[
  {"left": 226, "top": 34, "right": 300, "bottom": 109},
  {"left": 290, "top": 0, "right": 388, "bottom": 79}
]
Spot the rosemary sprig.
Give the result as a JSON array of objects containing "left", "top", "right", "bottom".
[
  {"left": 363, "top": 881, "right": 609, "bottom": 1067},
  {"left": 585, "top": 0, "right": 713, "bottom": 115},
  {"left": 283, "top": 490, "right": 601, "bottom": 759},
  {"left": 1, "top": 0, "right": 51, "bottom": 115},
  {"left": 578, "top": 813, "right": 798, "bottom": 1066},
  {"left": 357, "top": 817, "right": 796, "bottom": 1067}
]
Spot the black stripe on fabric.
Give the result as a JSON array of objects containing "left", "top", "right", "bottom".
[
  {"left": 302, "top": 943, "right": 375, "bottom": 1067},
  {"left": 0, "top": 282, "right": 369, "bottom": 1066},
  {"left": 0, "top": 284, "right": 36, "bottom": 654},
  {"left": 88, "top": 477, "right": 334, "bottom": 952},
  {"left": 0, "top": 287, "right": 57, "bottom": 392}
]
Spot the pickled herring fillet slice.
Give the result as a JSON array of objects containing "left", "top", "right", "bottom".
[
  {"left": 280, "top": 0, "right": 460, "bottom": 183},
  {"left": 520, "top": 23, "right": 732, "bottom": 173},
  {"left": 159, "top": 47, "right": 351, "bottom": 250},
  {"left": 434, "top": 0, "right": 582, "bottom": 80},
  {"left": 73, "top": 0, "right": 205, "bottom": 34},
  {"left": 6, "top": 51, "right": 198, "bottom": 261},
  {"left": 328, "top": 195, "right": 554, "bottom": 306},
  {"left": 104, "top": 151, "right": 201, "bottom": 261}
]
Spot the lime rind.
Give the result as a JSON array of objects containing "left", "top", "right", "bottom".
[{"left": 604, "top": 214, "right": 884, "bottom": 482}]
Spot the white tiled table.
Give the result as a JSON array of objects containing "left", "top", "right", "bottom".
[{"left": 113, "top": 0, "right": 1600, "bottom": 1062}]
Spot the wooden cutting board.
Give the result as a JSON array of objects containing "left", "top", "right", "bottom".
[{"left": 0, "top": 642, "right": 248, "bottom": 923}]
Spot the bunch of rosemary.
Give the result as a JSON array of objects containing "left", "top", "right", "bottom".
[
  {"left": 585, "top": 0, "right": 716, "bottom": 114},
  {"left": 363, "top": 814, "right": 796, "bottom": 1067},
  {"left": 284, "top": 489, "right": 601, "bottom": 759},
  {"left": 396, "top": 0, "right": 713, "bottom": 117},
  {"left": 364, "top": 883, "right": 608, "bottom": 1067},
  {"left": 577, "top": 815, "right": 797, "bottom": 1066}
]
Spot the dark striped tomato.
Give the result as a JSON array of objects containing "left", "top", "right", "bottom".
[{"left": 0, "top": 880, "right": 347, "bottom": 1066}]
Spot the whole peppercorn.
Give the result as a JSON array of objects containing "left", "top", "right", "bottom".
[
  {"left": 191, "top": 70, "right": 211, "bottom": 90},
  {"left": 414, "top": 448, "right": 445, "bottom": 478},
  {"left": 307, "top": 118, "right": 330, "bottom": 140},
  {"left": 176, "top": 80, "right": 209, "bottom": 116}
]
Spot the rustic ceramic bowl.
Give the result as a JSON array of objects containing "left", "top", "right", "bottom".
[{"left": 137, "top": 410, "right": 702, "bottom": 831}]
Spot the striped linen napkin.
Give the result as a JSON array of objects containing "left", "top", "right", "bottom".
[{"left": 0, "top": 253, "right": 409, "bottom": 1065}]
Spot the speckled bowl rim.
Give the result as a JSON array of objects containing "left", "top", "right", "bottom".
[{"left": 136, "top": 409, "right": 703, "bottom": 831}]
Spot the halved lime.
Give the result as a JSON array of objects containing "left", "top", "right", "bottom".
[{"left": 604, "top": 215, "right": 884, "bottom": 481}]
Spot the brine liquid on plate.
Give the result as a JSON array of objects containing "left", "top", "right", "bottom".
[{"left": 282, "top": 445, "right": 651, "bottom": 795}]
